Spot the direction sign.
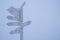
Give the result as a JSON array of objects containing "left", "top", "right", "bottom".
[
  {"left": 7, "top": 22, "right": 19, "bottom": 26},
  {"left": 10, "top": 27, "right": 21, "bottom": 34},
  {"left": 9, "top": 21, "right": 31, "bottom": 34},
  {"left": 7, "top": 16, "right": 18, "bottom": 21},
  {"left": 23, "top": 21, "right": 31, "bottom": 27},
  {"left": 10, "top": 29, "right": 20, "bottom": 34},
  {"left": 7, "top": 6, "right": 22, "bottom": 18}
]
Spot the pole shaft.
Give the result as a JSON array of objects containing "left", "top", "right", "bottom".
[
  {"left": 20, "top": 28, "right": 23, "bottom": 40},
  {"left": 19, "top": 8, "right": 23, "bottom": 40},
  {"left": 19, "top": 2, "right": 25, "bottom": 40}
]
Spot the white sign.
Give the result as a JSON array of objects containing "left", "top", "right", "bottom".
[
  {"left": 7, "top": 16, "right": 18, "bottom": 21},
  {"left": 7, "top": 22, "right": 19, "bottom": 26}
]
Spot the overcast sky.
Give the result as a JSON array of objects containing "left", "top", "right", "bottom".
[{"left": 0, "top": 0, "right": 60, "bottom": 40}]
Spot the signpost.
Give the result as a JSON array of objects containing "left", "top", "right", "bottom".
[{"left": 7, "top": 2, "right": 31, "bottom": 40}]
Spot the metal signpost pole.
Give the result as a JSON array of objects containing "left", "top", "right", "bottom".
[{"left": 7, "top": 1, "right": 31, "bottom": 40}]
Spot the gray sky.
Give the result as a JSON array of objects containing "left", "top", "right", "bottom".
[{"left": 0, "top": 0, "right": 60, "bottom": 40}]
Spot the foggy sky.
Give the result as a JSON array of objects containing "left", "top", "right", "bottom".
[{"left": 0, "top": 0, "right": 60, "bottom": 40}]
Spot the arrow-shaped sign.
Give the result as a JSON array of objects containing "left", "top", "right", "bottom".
[
  {"left": 7, "top": 16, "right": 18, "bottom": 21},
  {"left": 23, "top": 21, "right": 31, "bottom": 27},
  {"left": 7, "top": 22, "right": 19, "bottom": 26},
  {"left": 10, "top": 29, "right": 20, "bottom": 34},
  {"left": 7, "top": 7, "right": 19, "bottom": 17},
  {"left": 9, "top": 21, "right": 31, "bottom": 34}
]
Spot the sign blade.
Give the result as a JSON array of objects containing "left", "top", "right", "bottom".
[
  {"left": 7, "top": 22, "right": 19, "bottom": 26},
  {"left": 23, "top": 21, "right": 31, "bottom": 27},
  {"left": 10, "top": 27, "right": 21, "bottom": 34},
  {"left": 7, "top": 16, "right": 17, "bottom": 21},
  {"left": 9, "top": 21, "right": 31, "bottom": 34},
  {"left": 7, "top": 7, "right": 21, "bottom": 17}
]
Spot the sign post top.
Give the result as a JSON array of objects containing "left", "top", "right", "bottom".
[{"left": 20, "top": 1, "right": 26, "bottom": 8}]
